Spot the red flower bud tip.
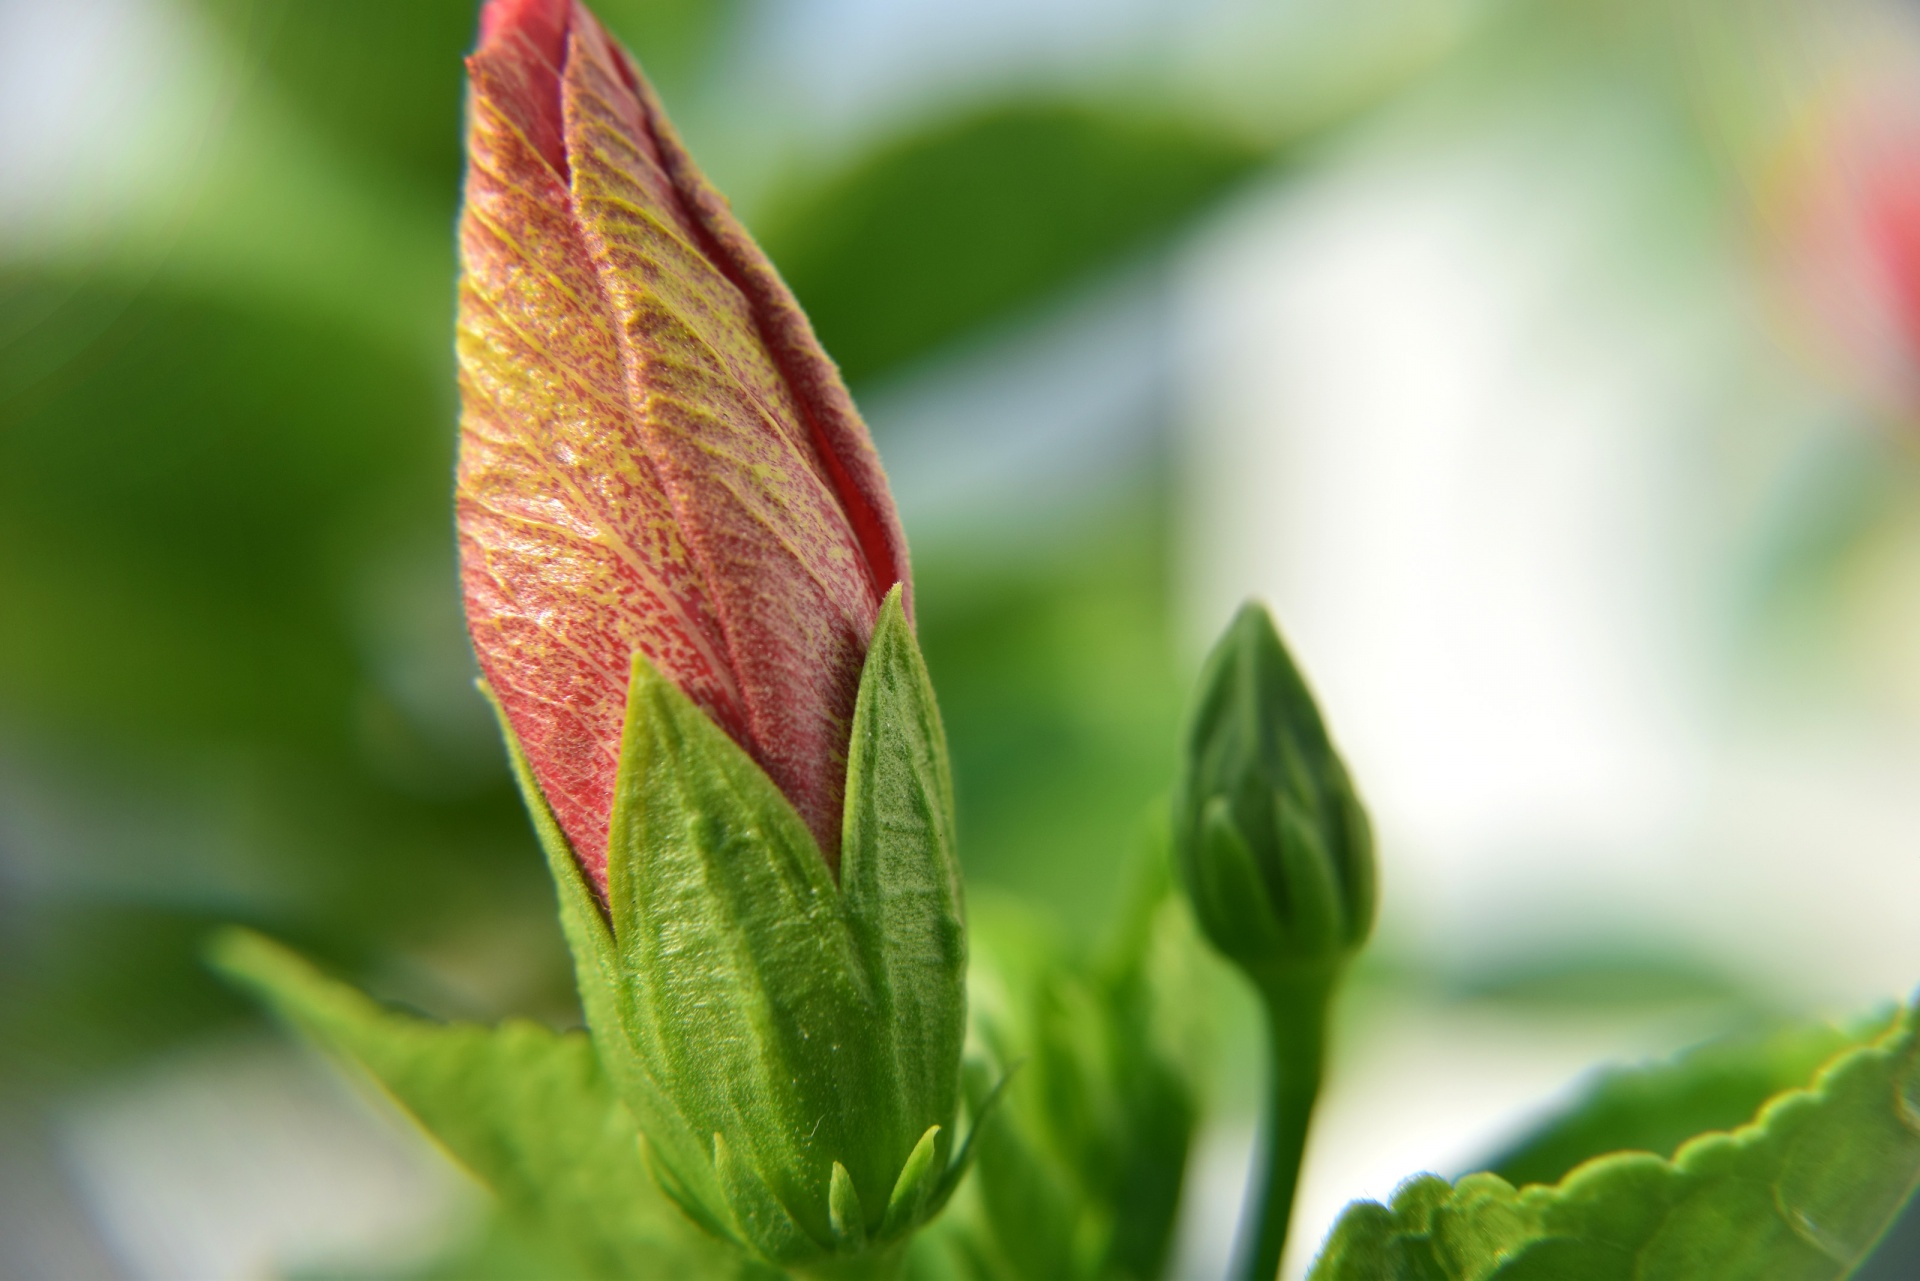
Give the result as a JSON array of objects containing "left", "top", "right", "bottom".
[
  {"left": 456, "top": 0, "right": 911, "bottom": 893},
  {"left": 1777, "top": 94, "right": 1920, "bottom": 418},
  {"left": 1859, "top": 138, "right": 1920, "bottom": 373}
]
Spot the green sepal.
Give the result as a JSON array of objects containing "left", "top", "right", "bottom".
[
  {"left": 1307, "top": 996, "right": 1920, "bottom": 1280},
  {"left": 1332, "top": 784, "right": 1377, "bottom": 953},
  {"left": 482, "top": 682, "right": 735, "bottom": 1245},
  {"left": 607, "top": 642, "right": 867, "bottom": 1256},
  {"left": 1193, "top": 798, "right": 1286, "bottom": 966},
  {"left": 205, "top": 928, "right": 741, "bottom": 1280},
  {"left": 883, "top": 1125, "right": 947, "bottom": 1238},
  {"left": 715, "top": 1129, "right": 826, "bottom": 1266},
  {"left": 840, "top": 586, "right": 969, "bottom": 1179},
  {"left": 1273, "top": 792, "right": 1345, "bottom": 958},
  {"left": 833, "top": 1162, "right": 871, "bottom": 1253}
]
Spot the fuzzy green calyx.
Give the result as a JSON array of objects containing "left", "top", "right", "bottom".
[{"left": 495, "top": 587, "right": 973, "bottom": 1273}]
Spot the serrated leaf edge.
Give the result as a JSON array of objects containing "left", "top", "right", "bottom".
[{"left": 1309, "top": 999, "right": 1920, "bottom": 1280}]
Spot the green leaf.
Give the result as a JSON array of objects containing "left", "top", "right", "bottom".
[
  {"left": 1484, "top": 1016, "right": 1879, "bottom": 1189},
  {"left": 206, "top": 927, "right": 739, "bottom": 1280},
  {"left": 756, "top": 101, "right": 1262, "bottom": 385},
  {"left": 715, "top": 1129, "right": 822, "bottom": 1265},
  {"left": 1308, "top": 998, "right": 1920, "bottom": 1280}
]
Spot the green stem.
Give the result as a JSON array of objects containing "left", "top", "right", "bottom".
[
  {"left": 1236, "top": 972, "right": 1335, "bottom": 1281},
  {"left": 791, "top": 1242, "right": 906, "bottom": 1281}
]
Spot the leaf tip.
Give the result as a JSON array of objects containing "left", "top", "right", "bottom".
[{"left": 202, "top": 925, "right": 299, "bottom": 998}]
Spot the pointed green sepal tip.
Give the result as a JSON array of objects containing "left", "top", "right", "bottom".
[
  {"left": 882, "top": 1125, "right": 945, "bottom": 1237},
  {"left": 829, "top": 1162, "right": 869, "bottom": 1252},
  {"left": 1173, "top": 600, "right": 1376, "bottom": 985}
]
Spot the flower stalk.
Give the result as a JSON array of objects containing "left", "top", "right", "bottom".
[{"left": 1243, "top": 970, "right": 1334, "bottom": 1281}]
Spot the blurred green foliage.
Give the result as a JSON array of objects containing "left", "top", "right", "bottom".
[
  {"left": 759, "top": 104, "right": 1263, "bottom": 385},
  {"left": 915, "top": 500, "right": 1185, "bottom": 937},
  {"left": 910, "top": 878, "right": 1207, "bottom": 1281},
  {"left": 191, "top": 0, "right": 737, "bottom": 201},
  {"left": 0, "top": 265, "right": 548, "bottom": 1078},
  {"left": 0, "top": 904, "right": 249, "bottom": 1086},
  {"left": 194, "top": 0, "right": 480, "bottom": 200},
  {"left": 0, "top": 273, "right": 440, "bottom": 744}
]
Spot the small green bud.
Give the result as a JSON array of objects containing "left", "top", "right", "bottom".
[{"left": 1173, "top": 602, "right": 1376, "bottom": 983}]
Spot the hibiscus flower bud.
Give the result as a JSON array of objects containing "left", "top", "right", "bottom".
[
  {"left": 456, "top": 0, "right": 911, "bottom": 895},
  {"left": 1172, "top": 603, "right": 1375, "bottom": 1281},
  {"left": 1173, "top": 602, "right": 1376, "bottom": 982},
  {"left": 455, "top": 3, "right": 970, "bottom": 1270}
]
